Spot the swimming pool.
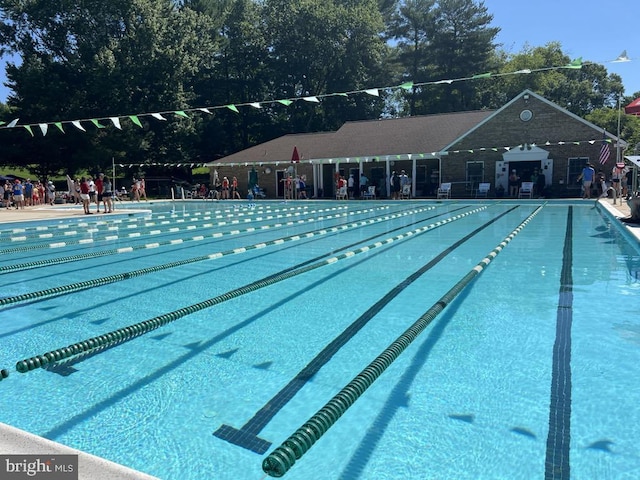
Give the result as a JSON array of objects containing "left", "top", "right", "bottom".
[{"left": 0, "top": 200, "right": 638, "bottom": 479}]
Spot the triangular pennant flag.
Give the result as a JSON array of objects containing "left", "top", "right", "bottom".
[
  {"left": 0, "top": 121, "right": 5, "bottom": 125},
  {"left": 564, "top": 57, "right": 582, "bottom": 69},
  {"left": 129, "top": 115, "right": 143, "bottom": 128},
  {"left": 249, "top": 102, "right": 262, "bottom": 109},
  {"left": 23, "top": 125, "right": 34, "bottom": 136},
  {"left": 38, "top": 123, "right": 48, "bottom": 136},
  {"left": 225, "top": 104, "right": 239, "bottom": 113},
  {"left": 337, "top": 93, "right": 348, "bottom": 97},
  {"left": 277, "top": 99, "right": 293, "bottom": 106},
  {"left": 54, "top": 122, "right": 64, "bottom": 133},
  {"left": 303, "top": 96, "right": 319, "bottom": 103},
  {"left": 174, "top": 110, "right": 189, "bottom": 118},
  {"left": 434, "top": 79, "right": 453, "bottom": 84},
  {"left": 399, "top": 81, "right": 413, "bottom": 90},
  {"left": 110, "top": 117, "right": 122, "bottom": 129},
  {"left": 472, "top": 72, "right": 492, "bottom": 79},
  {"left": 7, "top": 118, "right": 19, "bottom": 128},
  {"left": 514, "top": 69, "right": 532, "bottom": 74},
  {"left": 71, "top": 120, "right": 86, "bottom": 132},
  {"left": 151, "top": 113, "right": 167, "bottom": 121},
  {"left": 90, "top": 119, "right": 105, "bottom": 129},
  {"left": 613, "top": 50, "right": 630, "bottom": 62},
  {"left": 364, "top": 89, "right": 379, "bottom": 96}
]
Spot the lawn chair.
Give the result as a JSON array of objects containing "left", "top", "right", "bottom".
[
  {"left": 518, "top": 182, "right": 534, "bottom": 199},
  {"left": 476, "top": 182, "right": 490, "bottom": 198},
  {"left": 362, "top": 185, "right": 376, "bottom": 200},
  {"left": 400, "top": 184, "right": 411, "bottom": 199},
  {"left": 437, "top": 182, "right": 451, "bottom": 199}
]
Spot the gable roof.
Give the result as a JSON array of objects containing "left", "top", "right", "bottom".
[
  {"left": 207, "top": 110, "right": 494, "bottom": 166},
  {"left": 441, "top": 89, "right": 623, "bottom": 150},
  {"left": 208, "top": 89, "right": 626, "bottom": 166}
]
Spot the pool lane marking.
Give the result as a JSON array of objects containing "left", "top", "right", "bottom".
[
  {"left": 544, "top": 206, "right": 573, "bottom": 480},
  {"left": 261, "top": 205, "right": 546, "bottom": 476},
  {"left": 0, "top": 204, "right": 383, "bottom": 268},
  {"left": 0, "top": 204, "right": 308, "bottom": 237},
  {"left": 11, "top": 205, "right": 490, "bottom": 376},
  {"left": 213, "top": 205, "right": 521, "bottom": 454},
  {"left": 0, "top": 204, "right": 355, "bottom": 252},
  {"left": 0, "top": 204, "right": 393, "bottom": 274},
  {"left": 0, "top": 205, "right": 437, "bottom": 304}
]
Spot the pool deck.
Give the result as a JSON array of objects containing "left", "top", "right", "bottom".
[{"left": 0, "top": 198, "right": 637, "bottom": 479}]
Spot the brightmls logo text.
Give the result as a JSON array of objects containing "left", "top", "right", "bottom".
[{"left": 0, "top": 455, "right": 77, "bottom": 480}]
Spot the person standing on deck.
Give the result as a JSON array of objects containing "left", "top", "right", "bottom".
[{"left": 577, "top": 163, "right": 596, "bottom": 199}]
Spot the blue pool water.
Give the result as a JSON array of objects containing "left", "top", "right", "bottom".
[{"left": 0, "top": 200, "right": 638, "bottom": 479}]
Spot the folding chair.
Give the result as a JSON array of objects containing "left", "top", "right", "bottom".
[
  {"left": 362, "top": 186, "right": 376, "bottom": 200},
  {"left": 476, "top": 183, "right": 490, "bottom": 198},
  {"left": 400, "top": 184, "right": 411, "bottom": 199},
  {"left": 518, "top": 182, "right": 534, "bottom": 199},
  {"left": 437, "top": 183, "right": 451, "bottom": 199},
  {"left": 336, "top": 185, "right": 348, "bottom": 200}
]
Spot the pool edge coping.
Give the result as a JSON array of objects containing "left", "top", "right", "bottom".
[{"left": 0, "top": 422, "right": 159, "bottom": 479}]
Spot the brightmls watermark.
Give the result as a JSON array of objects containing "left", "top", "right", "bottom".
[{"left": 0, "top": 455, "right": 77, "bottom": 479}]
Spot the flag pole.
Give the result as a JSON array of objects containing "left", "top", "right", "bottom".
[
  {"left": 616, "top": 95, "right": 622, "bottom": 163},
  {"left": 112, "top": 157, "right": 116, "bottom": 211}
]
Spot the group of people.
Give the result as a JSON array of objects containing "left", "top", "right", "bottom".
[
  {"left": 69, "top": 174, "right": 114, "bottom": 214},
  {"left": 282, "top": 174, "right": 308, "bottom": 199},
  {"left": 507, "top": 169, "right": 546, "bottom": 197},
  {"left": 389, "top": 170, "right": 410, "bottom": 199},
  {"left": 1, "top": 178, "right": 56, "bottom": 209},
  {"left": 578, "top": 162, "right": 631, "bottom": 201}
]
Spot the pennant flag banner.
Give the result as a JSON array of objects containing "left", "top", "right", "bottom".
[
  {"left": 0, "top": 54, "right": 630, "bottom": 137},
  {"left": 71, "top": 120, "right": 85, "bottom": 132},
  {"left": 39, "top": 123, "right": 48, "bottom": 136},
  {"left": 129, "top": 115, "right": 143, "bottom": 128}
]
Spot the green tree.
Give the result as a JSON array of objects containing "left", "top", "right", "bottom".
[
  {"left": 0, "top": 0, "right": 217, "bottom": 177},
  {"left": 261, "top": 0, "right": 389, "bottom": 133},
  {"left": 482, "top": 43, "right": 624, "bottom": 117},
  {"left": 388, "top": 0, "right": 499, "bottom": 114}
]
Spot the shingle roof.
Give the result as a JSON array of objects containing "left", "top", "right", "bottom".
[{"left": 208, "top": 110, "right": 494, "bottom": 165}]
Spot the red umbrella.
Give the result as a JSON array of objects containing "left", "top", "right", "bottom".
[
  {"left": 624, "top": 97, "right": 640, "bottom": 115},
  {"left": 291, "top": 146, "right": 300, "bottom": 163}
]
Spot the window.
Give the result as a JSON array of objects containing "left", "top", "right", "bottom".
[
  {"left": 568, "top": 157, "right": 588, "bottom": 190},
  {"left": 466, "top": 161, "right": 484, "bottom": 190}
]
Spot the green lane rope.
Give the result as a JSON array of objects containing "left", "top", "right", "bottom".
[
  {"left": 0, "top": 205, "right": 431, "bottom": 306},
  {"left": 261, "top": 204, "right": 545, "bottom": 477},
  {"left": 0, "top": 204, "right": 351, "bottom": 255},
  {"left": 0, "top": 205, "right": 376, "bottom": 274},
  {"left": 13, "top": 205, "right": 487, "bottom": 375}
]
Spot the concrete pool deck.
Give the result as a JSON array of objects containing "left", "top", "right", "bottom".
[{"left": 0, "top": 198, "right": 637, "bottom": 479}]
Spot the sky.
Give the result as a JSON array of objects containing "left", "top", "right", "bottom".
[{"left": 1, "top": 0, "right": 639, "bottom": 105}]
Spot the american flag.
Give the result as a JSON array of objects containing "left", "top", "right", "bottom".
[{"left": 598, "top": 134, "right": 611, "bottom": 164}]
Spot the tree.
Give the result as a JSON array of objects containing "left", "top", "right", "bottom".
[
  {"left": 0, "top": 0, "right": 218, "bottom": 177},
  {"left": 261, "top": 0, "right": 389, "bottom": 133},
  {"left": 388, "top": 0, "right": 499, "bottom": 115}
]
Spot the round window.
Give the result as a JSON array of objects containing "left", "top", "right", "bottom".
[{"left": 520, "top": 109, "right": 533, "bottom": 122}]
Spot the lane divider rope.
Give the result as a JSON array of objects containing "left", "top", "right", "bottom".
[
  {"left": 12, "top": 205, "right": 488, "bottom": 375},
  {"left": 0, "top": 205, "right": 439, "bottom": 306},
  {"left": 261, "top": 204, "right": 545, "bottom": 477}
]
